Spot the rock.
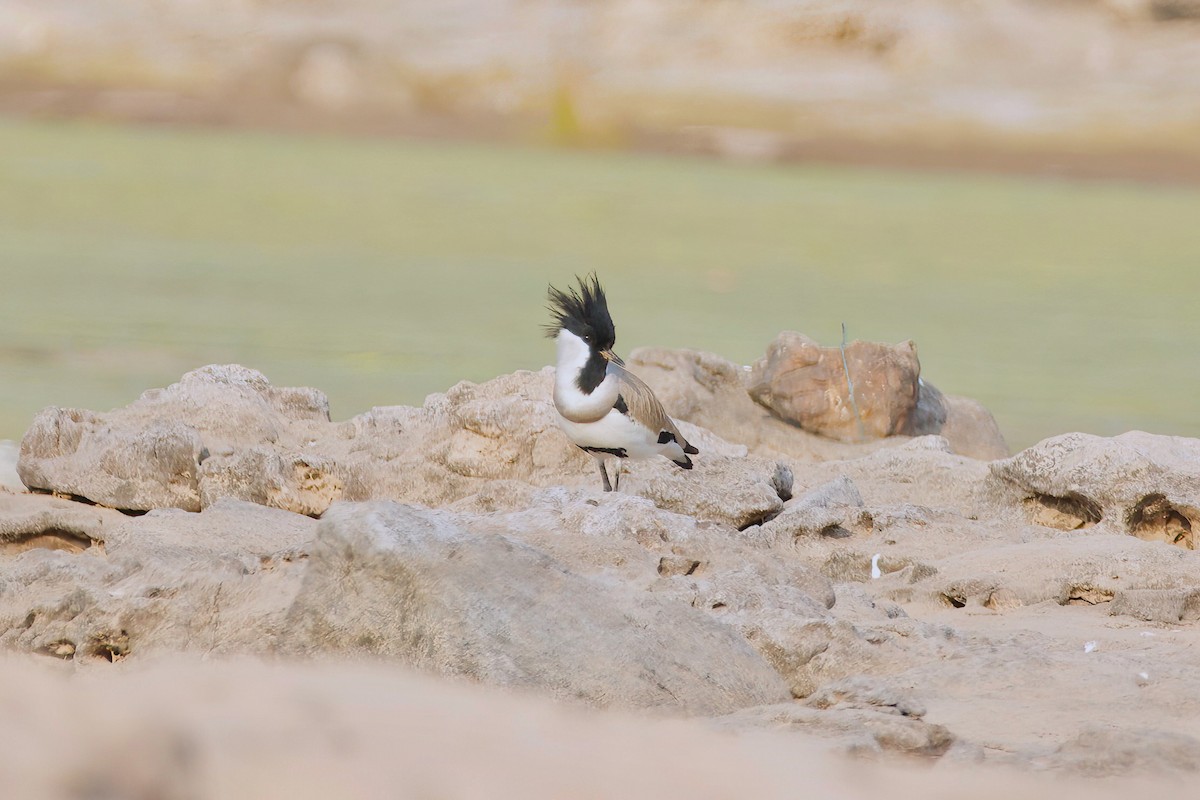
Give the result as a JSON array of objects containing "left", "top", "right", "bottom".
[
  {"left": 17, "top": 364, "right": 788, "bottom": 525},
  {"left": 280, "top": 501, "right": 792, "bottom": 715},
  {"left": 888, "top": 534, "right": 1200, "bottom": 620},
  {"left": 806, "top": 675, "right": 927, "bottom": 717},
  {"left": 905, "top": 381, "right": 1009, "bottom": 460},
  {"left": 338, "top": 372, "right": 791, "bottom": 527},
  {"left": 1110, "top": 588, "right": 1200, "bottom": 623},
  {"left": 984, "top": 587, "right": 1024, "bottom": 612},
  {"left": 329, "top": 369, "right": 574, "bottom": 507},
  {"left": 759, "top": 477, "right": 873, "bottom": 541},
  {"left": 0, "top": 493, "right": 315, "bottom": 661},
  {"left": 791, "top": 436, "right": 991, "bottom": 517},
  {"left": 198, "top": 447, "right": 345, "bottom": 517},
  {"left": 627, "top": 347, "right": 899, "bottom": 462},
  {"left": 1149, "top": 0, "right": 1200, "bottom": 22},
  {"left": 1051, "top": 727, "right": 1200, "bottom": 776},
  {"left": 446, "top": 485, "right": 854, "bottom": 697},
  {"left": 0, "top": 491, "right": 112, "bottom": 554},
  {"left": 458, "top": 485, "right": 742, "bottom": 593},
  {"left": 18, "top": 365, "right": 331, "bottom": 513},
  {"left": 0, "top": 440, "right": 20, "bottom": 492},
  {"left": 747, "top": 332, "right": 921, "bottom": 442},
  {"left": 738, "top": 333, "right": 1006, "bottom": 460},
  {"left": 620, "top": 434, "right": 790, "bottom": 529},
  {"left": 716, "top": 676, "right": 956, "bottom": 758},
  {"left": 564, "top": 499, "right": 882, "bottom": 702},
  {"left": 630, "top": 346, "right": 1004, "bottom": 462},
  {"left": 988, "top": 432, "right": 1200, "bottom": 548},
  {"left": 10, "top": 363, "right": 1200, "bottom": 779},
  {"left": 742, "top": 615, "right": 911, "bottom": 699}
]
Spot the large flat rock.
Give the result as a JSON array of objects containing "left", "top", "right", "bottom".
[{"left": 281, "top": 501, "right": 792, "bottom": 715}]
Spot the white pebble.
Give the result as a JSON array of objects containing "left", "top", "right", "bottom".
[
  {"left": 1084, "top": 641, "right": 1098, "bottom": 653},
  {"left": 870, "top": 553, "right": 882, "bottom": 580}
]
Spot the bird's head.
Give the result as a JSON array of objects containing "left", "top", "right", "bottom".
[{"left": 544, "top": 274, "right": 622, "bottom": 363}]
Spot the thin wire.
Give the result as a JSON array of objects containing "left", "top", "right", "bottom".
[{"left": 841, "top": 322, "right": 867, "bottom": 442}]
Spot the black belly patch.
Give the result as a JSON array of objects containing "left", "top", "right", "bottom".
[
  {"left": 614, "top": 395, "right": 629, "bottom": 415},
  {"left": 580, "top": 445, "right": 627, "bottom": 458}
]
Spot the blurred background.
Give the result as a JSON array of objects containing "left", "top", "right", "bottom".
[{"left": 1, "top": 0, "right": 1198, "bottom": 450}]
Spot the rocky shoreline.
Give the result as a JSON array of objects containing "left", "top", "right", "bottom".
[{"left": 1, "top": 339, "right": 1199, "bottom": 794}]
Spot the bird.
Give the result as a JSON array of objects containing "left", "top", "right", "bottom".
[{"left": 545, "top": 274, "right": 698, "bottom": 492}]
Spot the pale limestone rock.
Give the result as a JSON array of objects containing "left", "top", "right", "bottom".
[
  {"left": 18, "top": 365, "right": 330, "bottom": 513},
  {"left": 0, "top": 495, "right": 315, "bottom": 661},
  {"left": 881, "top": 534, "right": 1200, "bottom": 620},
  {"left": 759, "top": 476, "right": 872, "bottom": 541},
  {"left": 280, "top": 501, "right": 792, "bottom": 714},
  {"left": 989, "top": 431, "right": 1200, "bottom": 548},
  {"left": 9, "top": 361, "right": 1200, "bottom": 775},
  {"left": 17, "top": 364, "right": 789, "bottom": 525}
]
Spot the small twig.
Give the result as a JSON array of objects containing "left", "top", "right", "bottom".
[{"left": 841, "top": 322, "right": 867, "bottom": 442}]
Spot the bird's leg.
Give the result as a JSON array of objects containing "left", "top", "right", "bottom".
[
  {"left": 614, "top": 462, "right": 623, "bottom": 492},
  {"left": 598, "top": 460, "right": 613, "bottom": 492}
]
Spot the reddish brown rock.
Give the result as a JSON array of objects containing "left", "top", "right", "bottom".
[
  {"left": 744, "top": 332, "right": 1007, "bottom": 460},
  {"left": 748, "top": 332, "right": 921, "bottom": 443}
]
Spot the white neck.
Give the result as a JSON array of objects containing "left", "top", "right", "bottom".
[{"left": 553, "top": 330, "right": 620, "bottom": 422}]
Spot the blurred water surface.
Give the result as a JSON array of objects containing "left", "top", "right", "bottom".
[{"left": 2, "top": 118, "right": 1198, "bottom": 449}]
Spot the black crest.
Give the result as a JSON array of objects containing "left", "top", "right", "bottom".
[{"left": 544, "top": 274, "right": 616, "bottom": 350}]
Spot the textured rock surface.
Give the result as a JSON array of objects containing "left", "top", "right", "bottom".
[
  {"left": 906, "top": 381, "right": 1009, "bottom": 461},
  {"left": 718, "top": 676, "right": 955, "bottom": 757},
  {"left": 739, "top": 333, "right": 1008, "bottom": 460},
  {"left": 747, "top": 332, "right": 921, "bottom": 442},
  {"left": 0, "top": 493, "right": 314, "bottom": 661},
  {"left": 630, "top": 346, "right": 1007, "bottom": 462},
  {"left": 18, "top": 365, "right": 332, "bottom": 512},
  {"left": 283, "top": 501, "right": 790, "bottom": 714},
  {"left": 627, "top": 347, "right": 898, "bottom": 462},
  {"left": 881, "top": 534, "right": 1200, "bottom": 620},
  {"left": 989, "top": 431, "right": 1200, "bottom": 547},
  {"left": 6, "top": 363, "right": 1200, "bottom": 782},
  {"left": 758, "top": 477, "right": 872, "bottom": 542},
  {"left": 16, "top": 364, "right": 789, "bottom": 526}
]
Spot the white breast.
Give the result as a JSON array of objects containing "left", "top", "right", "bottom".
[{"left": 553, "top": 330, "right": 620, "bottom": 422}]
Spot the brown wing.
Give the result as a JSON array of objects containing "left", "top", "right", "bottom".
[{"left": 613, "top": 363, "right": 696, "bottom": 453}]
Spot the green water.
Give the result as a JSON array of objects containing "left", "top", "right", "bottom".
[{"left": 2, "top": 117, "right": 1198, "bottom": 450}]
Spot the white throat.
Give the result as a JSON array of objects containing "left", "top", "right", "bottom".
[{"left": 553, "top": 330, "right": 620, "bottom": 423}]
